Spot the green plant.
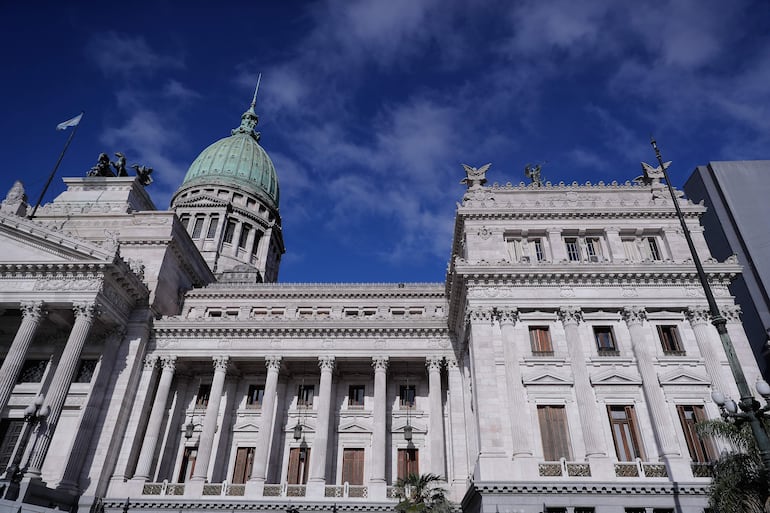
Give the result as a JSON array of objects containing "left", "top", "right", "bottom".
[{"left": 393, "top": 473, "right": 453, "bottom": 513}]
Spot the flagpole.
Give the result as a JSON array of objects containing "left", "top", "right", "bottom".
[{"left": 28, "top": 111, "right": 84, "bottom": 219}]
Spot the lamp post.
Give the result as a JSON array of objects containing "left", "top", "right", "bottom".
[
  {"left": 4, "top": 394, "right": 50, "bottom": 484},
  {"left": 648, "top": 137, "right": 770, "bottom": 478}
]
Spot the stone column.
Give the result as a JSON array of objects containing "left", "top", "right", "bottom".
[
  {"left": 446, "top": 357, "right": 469, "bottom": 488},
  {"left": 25, "top": 301, "right": 98, "bottom": 479},
  {"left": 498, "top": 309, "right": 533, "bottom": 457},
  {"left": 0, "top": 301, "right": 46, "bottom": 414},
  {"left": 723, "top": 304, "right": 762, "bottom": 387},
  {"left": 623, "top": 307, "right": 679, "bottom": 457},
  {"left": 370, "top": 356, "right": 388, "bottom": 492},
  {"left": 426, "top": 355, "right": 446, "bottom": 478},
  {"left": 687, "top": 307, "right": 732, "bottom": 397},
  {"left": 133, "top": 356, "right": 178, "bottom": 481},
  {"left": 558, "top": 307, "right": 606, "bottom": 458},
  {"left": 250, "top": 356, "right": 281, "bottom": 484},
  {"left": 191, "top": 356, "right": 229, "bottom": 482},
  {"left": 307, "top": 356, "right": 335, "bottom": 495},
  {"left": 112, "top": 356, "right": 158, "bottom": 482}
]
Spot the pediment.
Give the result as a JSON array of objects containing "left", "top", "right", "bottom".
[
  {"left": 337, "top": 421, "right": 372, "bottom": 434},
  {"left": 658, "top": 367, "right": 711, "bottom": 386},
  {"left": 284, "top": 421, "right": 314, "bottom": 434},
  {"left": 0, "top": 212, "right": 114, "bottom": 264},
  {"left": 590, "top": 368, "right": 642, "bottom": 386},
  {"left": 392, "top": 421, "right": 425, "bottom": 434},
  {"left": 233, "top": 421, "right": 261, "bottom": 431},
  {"left": 173, "top": 195, "right": 229, "bottom": 209},
  {"left": 522, "top": 370, "right": 574, "bottom": 386}
]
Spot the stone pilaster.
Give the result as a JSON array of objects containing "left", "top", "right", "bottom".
[
  {"left": 558, "top": 307, "right": 606, "bottom": 458},
  {"left": 426, "top": 355, "right": 446, "bottom": 478},
  {"left": 133, "top": 356, "right": 177, "bottom": 481},
  {"left": 0, "top": 301, "right": 46, "bottom": 414},
  {"left": 307, "top": 356, "right": 335, "bottom": 497},
  {"left": 249, "top": 356, "right": 281, "bottom": 487},
  {"left": 25, "top": 301, "right": 98, "bottom": 479},
  {"left": 191, "top": 356, "right": 229, "bottom": 482},
  {"left": 622, "top": 307, "right": 679, "bottom": 458}
]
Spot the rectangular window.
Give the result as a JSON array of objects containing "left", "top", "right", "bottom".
[
  {"left": 195, "top": 384, "right": 211, "bottom": 409},
  {"left": 531, "top": 238, "right": 545, "bottom": 262},
  {"left": 298, "top": 385, "right": 314, "bottom": 408},
  {"left": 594, "top": 326, "right": 618, "bottom": 355},
  {"left": 574, "top": 509, "right": 595, "bottom": 513},
  {"left": 206, "top": 216, "right": 219, "bottom": 238},
  {"left": 544, "top": 509, "right": 567, "bottom": 513},
  {"left": 17, "top": 359, "right": 47, "bottom": 383},
  {"left": 658, "top": 325, "right": 685, "bottom": 355},
  {"left": 180, "top": 216, "right": 190, "bottom": 229},
  {"left": 246, "top": 384, "right": 265, "bottom": 409},
  {"left": 538, "top": 405, "right": 572, "bottom": 461},
  {"left": 223, "top": 220, "right": 236, "bottom": 244},
  {"left": 585, "top": 237, "right": 602, "bottom": 262},
  {"left": 400, "top": 385, "right": 416, "bottom": 409},
  {"left": 529, "top": 326, "right": 554, "bottom": 355},
  {"left": 565, "top": 237, "right": 580, "bottom": 261},
  {"left": 645, "top": 236, "right": 662, "bottom": 261},
  {"left": 178, "top": 447, "right": 197, "bottom": 482},
  {"left": 348, "top": 385, "right": 365, "bottom": 408},
  {"left": 287, "top": 447, "right": 311, "bottom": 484},
  {"left": 231, "top": 446, "right": 255, "bottom": 484},
  {"left": 251, "top": 232, "right": 262, "bottom": 256},
  {"left": 397, "top": 448, "right": 419, "bottom": 480},
  {"left": 609, "top": 405, "right": 645, "bottom": 461},
  {"left": 341, "top": 448, "right": 365, "bottom": 485},
  {"left": 192, "top": 217, "right": 204, "bottom": 238},
  {"left": 0, "top": 419, "right": 24, "bottom": 473},
  {"left": 677, "top": 405, "right": 716, "bottom": 463},
  {"left": 74, "top": 359, "right": 98, "bottom": 383},
  {"left": 238, "top": 224, "right": 251, "bottom": 249}
]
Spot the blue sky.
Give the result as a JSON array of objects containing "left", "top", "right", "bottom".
[{"left": 1, "top": 1, "right": 769, "bottom": 283}]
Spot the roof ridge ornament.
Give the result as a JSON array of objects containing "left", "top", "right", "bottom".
[{"left": 232, "top": 73, "right": 262, "bottom": 141}]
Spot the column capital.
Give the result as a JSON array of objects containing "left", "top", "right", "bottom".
[
  {"left": 558, "top": 306, "right": 583, "bottom": 326},
  {"left": 212, "top": 356, "right": 229, "bottom": 372},
  {"left": 73, "top": 301, "right": 99, "bottom": 321},
  {"left": 265, "top": 355, "right": 282, "bottom": 372},
  {"left": 426, "top": 355, "right": 444, "bottom": 372},
  {"left": 372, "top": 356, "right": 389, "bottom": 371},
  {"left": 445, "top": 357, "right": 459, "bottom": 370},
  {"left": 318, "top": 356, "right": 335, "bottom": 372},
  {"left": 721, "top": 304, "right": 742, "bottom": 323},
  {"left": 497, "top": 308, "right": 519, "bottom": 326},
  {"left": 143, "top": 355, "right": 159, "bottom": 371},
  {"left": 622, "top": 306, "right": 647, "bottom": 327},
  {"left": 159, "top": 355, "right": 177, "bottom": 372},
  {"left": 20, "top": 301, "right": 46, "bottom": 321},
  {"left": 686, "top": 306, "right": 710, "bottom": 326},
  {"left": 465, "top": 306, "right": 493, "bottom": 323}
]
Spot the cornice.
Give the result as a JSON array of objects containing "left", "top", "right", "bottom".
[
  {"left": 101, "top": 500, "right": 396, "bottom": 512},
  {"left": 153, "top": 323, "right": 449, "bottom": 339},
  {"left": 457, "top": 209, "right": 703, "bottom": 221},
  {"left": 465, "top": 481, "right": 708, "bottom": 496},
  {"left": 185, "top": 282, "right": 446, "bottom": 300}
]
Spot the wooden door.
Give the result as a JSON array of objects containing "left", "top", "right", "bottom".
[{"left": 341, "top": 448, "right": 364, "bottom": 485}]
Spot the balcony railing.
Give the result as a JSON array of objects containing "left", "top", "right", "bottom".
[
  {"left": 538, "top": 459, "right": 591, "bottom": 477},
  {"left": 140, "top": 481, "right": 376, "bottom": 499},
  {"left": 614, "top": 459, "right": 668, "bottom": 478},
  {"left": 324, "top": 483, "right": 368, "bottom": 498}
]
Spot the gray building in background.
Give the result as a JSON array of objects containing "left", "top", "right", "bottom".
[{"left": 684, "top": 160, "right": 770, "bottom": 378}]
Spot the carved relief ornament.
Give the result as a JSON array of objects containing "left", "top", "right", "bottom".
[
  {"left": 265, "top": 356, "right": 282, "bottom": 372},
  {"left": 558, "top": 306, "right": 583, "bottom": 326},
  {"left": 426, "top": 355, "right": 444, "bottom": 372},
  {"left": 318, "top": 356, "right": 336, "bottom": 372},
  {"left": 212, "top": 356, "right": 229, "bottom": 372},
  {"left": 622, "top": 306, "right": 647, "bottom": 327},
  {"left": 20, "top": 301, "right": 46, "bottom": 321},
  {"left": 372, "top": 356, "right": 389, "bottom": 371},
  {"left": 686, "top": 306, "right": 710, "bottom": 326}
]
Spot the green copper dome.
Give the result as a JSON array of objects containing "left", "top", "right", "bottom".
[{"left": 180, "top": 105, "right": 279, "bottom": 210}]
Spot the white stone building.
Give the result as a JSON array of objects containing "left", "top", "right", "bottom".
[{"left": 0, "top": 100, "right": 761, "bottom": 513}]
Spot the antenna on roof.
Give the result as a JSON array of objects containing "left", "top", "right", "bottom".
[{"left": 251, "top": 73, "right": 262, "bottom": 110}]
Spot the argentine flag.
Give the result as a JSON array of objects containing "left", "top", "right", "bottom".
[{"left": 56, "top": 112, "right": 83, "bottom": 131}]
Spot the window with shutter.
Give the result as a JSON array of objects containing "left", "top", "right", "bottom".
[
  {"left": 397, "top": 448, "right": 419, "bottom": 479},
  {"left": 658, "top": 325, "right": 685, "bottom": 355},
  {"left": 609, "top": 405, "right": 645, "bottom": 461},
  {"left": 529, "top": 326, "right": 554, "bottom": 355},
  {"left": 287, "top": 447, "right": 311, "bottom": 484},
  {"left": 178, "top": 447, "right": 198, "bottom": 482},
  {"left": 677, "top": 405, "right": 716, "bottom": 463},
  {"left": 342, "top": 448, "right": 365, "bottom": 485},
  {"left": 537, "top": 406, "right": 572, "bottom": 461},
  {"left": 231, "top": 447, "right": 255, "bottom": 484}
]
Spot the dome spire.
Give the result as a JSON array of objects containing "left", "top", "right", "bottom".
[{"left": 233, "top": 73, "right": 262, "bottom": 140}]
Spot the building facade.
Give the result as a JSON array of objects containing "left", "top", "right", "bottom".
[
  {"left": 0, "top": 101, "right": 762, "bottom": 513},
  {"left": 684, "top": 160, "right": 770, "bottom": 378}
]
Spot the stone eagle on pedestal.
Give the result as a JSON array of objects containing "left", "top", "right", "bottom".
[{"left": 461, "top": 163, "right": 491, "bottom": 190}]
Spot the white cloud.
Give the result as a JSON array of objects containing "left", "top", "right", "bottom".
[{"left": 86, "top": 32, "right": 183, "bottom": 78}]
